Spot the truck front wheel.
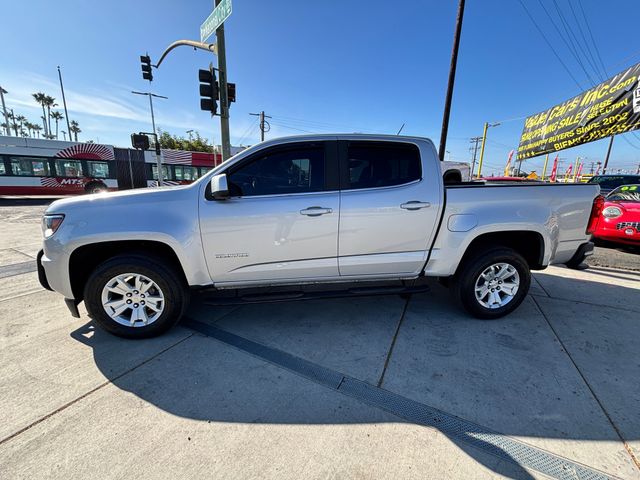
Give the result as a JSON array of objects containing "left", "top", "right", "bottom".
[
  {"left": 83, "top": 254, "right": 189, "bottom": 338},
  {"left": 452, "top": 248, "right": 530, "bottom": 319}
]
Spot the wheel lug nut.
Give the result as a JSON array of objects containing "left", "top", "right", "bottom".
[
  {"left": 134, "top": 290, "right": 139, "bottom": 294},
  {"left": 126, "top": 300, "right": 132, "bottom": 304},
  {"left": 141, "top": 301, "right": 145, "bottom": 305},
  {"left": 491, "top": 288, "right": 495, "bottom": 292},
  {"left": 133, "top": 303, "right": 139, "bottom": 308},
  {"left": 126, "top": 293, "right": 132, "bottom": 297},
  {"left": 498, "top": 281, "right": 502, "bottom": 284},
  {"left": 497, "top": 287, "right": 501, "bottom": 290},
  {"left": 141, "top": 294, "right": 145, "bottom": 298}
]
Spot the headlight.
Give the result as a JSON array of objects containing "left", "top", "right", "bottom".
[
  {"left": 42, "top": 214, "right": 65, "bottom": 238},
  {"left": 602, "top": 206, "right": 622, "bottom": 218}
]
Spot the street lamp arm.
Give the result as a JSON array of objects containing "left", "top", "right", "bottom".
[{"left": 153, "top": 40, "right": 217, "bottom": 68}]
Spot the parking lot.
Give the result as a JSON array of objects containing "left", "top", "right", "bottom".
[{"left": 0, "top": 199, "right": 639, "bottom": 479}]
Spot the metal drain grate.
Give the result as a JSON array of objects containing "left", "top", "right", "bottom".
[{"left": 183, "top": 319, "right": 613, "bottom": 480}]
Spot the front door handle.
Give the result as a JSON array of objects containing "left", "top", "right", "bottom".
[
  {"left": 300, "top": 206, "right": 333, "bottom": 216},
  {"left": 400, "top": 201, "right": 431, "bottom": 211}
]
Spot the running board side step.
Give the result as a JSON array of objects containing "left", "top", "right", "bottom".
[{"left": 197, "top": 284, "right": 429, "bottom": 306}]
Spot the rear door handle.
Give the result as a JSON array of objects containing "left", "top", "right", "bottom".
[
  {"left": 300, "top": 206, "right": 333, "bottom": 216},
  {"left": 400, "top": 201, "right": 431, "bottom": 210}
]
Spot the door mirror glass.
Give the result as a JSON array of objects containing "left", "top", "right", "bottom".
[{"left": 210, "top": 173, "right": 229, "bottom": 200}]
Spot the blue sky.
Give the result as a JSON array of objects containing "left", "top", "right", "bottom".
[{"left": 2, "top": 0, "right": 640, "bottom": 175}]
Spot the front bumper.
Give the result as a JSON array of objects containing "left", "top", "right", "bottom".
[
  {"left": 38, "top": 249, "right": 80, "bottom": 318},
  {"left": 36, "top": 250, "right": 53, "bottom": 291}
]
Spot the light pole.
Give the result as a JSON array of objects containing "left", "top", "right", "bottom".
[
  {"left": 57, "top": 66, "right": 72, "bottom": 139},
  {"left": 0, "top": 86, "right": 10, "bottom": 136},
  {"left": 476, "top": 122, "right": 501, "bottom": 178},
  {"left": 132, "top": 90, "right": 167, "bottom": 186},
  {"left": 186, "top": 129, "right": 194, "bottom": 140}
]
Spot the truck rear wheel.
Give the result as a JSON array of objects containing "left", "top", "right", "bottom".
[
  {"left": 452, "top": 247, "right": 530, "bottom": 319},
  {"left": 83, "top": 254, "right": 189, "bottom": 339}
]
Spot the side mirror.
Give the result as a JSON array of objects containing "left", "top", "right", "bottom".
[{"left": 210, "top": 173, "right": 229, "bottom": 200}]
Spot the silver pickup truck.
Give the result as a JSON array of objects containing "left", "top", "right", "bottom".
[{"left": 37, "top": 134, "right": 602, "bottom": 338}]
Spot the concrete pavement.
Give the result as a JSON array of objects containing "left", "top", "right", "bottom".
[{"left": 0, "top": 201, "right": 639, "bottom": 479}]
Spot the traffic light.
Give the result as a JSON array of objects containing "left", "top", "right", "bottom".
[
  {"left": 227, "top": 83, "right": 236, "bottom": 105},
  {"left": 131, "top": 133, "right": 150, "bottom": 150},
  {"left": 140, "top": 55, "right": 153, "bottom": 81},
  {"left": 199, "top": 66, "right": 218, "bottom": 115}
]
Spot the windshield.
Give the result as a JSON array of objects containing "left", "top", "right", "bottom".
[
  {"left": 589, "top": 175, "right": 640, "bottom": 189},
  {"left": 606, "top": 184, "right": 640, "bottom": 202}
]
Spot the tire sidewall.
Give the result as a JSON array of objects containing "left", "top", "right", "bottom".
[
  {"left": 84, "top": 255, "right": 186, "bottom": 338},
  {"left": 455, "top": 248, "right": 530, "bottom": 319}
]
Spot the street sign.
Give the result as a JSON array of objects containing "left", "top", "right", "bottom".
[{"left": 200, "top": 0, "right": 232, "bottom": 43}]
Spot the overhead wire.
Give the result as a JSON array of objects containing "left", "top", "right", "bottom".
[{"left": 517, "top": 0, "right": 584, "bottom": 90}]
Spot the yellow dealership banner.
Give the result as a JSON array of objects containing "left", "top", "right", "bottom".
[{"left": 517, "top": 62, "right": 640, "bottom": 160}]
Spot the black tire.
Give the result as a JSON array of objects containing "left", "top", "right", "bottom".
[
  {"left": 451, "top": 247, "right": 530, "bottom": 319},
  {"left": 83, "top": 254, "right": 189, "bottom": 339}
]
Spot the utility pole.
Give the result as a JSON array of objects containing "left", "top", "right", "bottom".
[
  {"left": 57, "top": 66, "right": 72, "bottom": 139},
  {"left": 541, "top": 154, "right": 550, "bottom": 180},
  {"left": 250, "top": 111, "right": 272, "bottom": 141},
  {"left": 603, "top": 135, "right": 614, "bottom": 174},
  {"left": 0, "top": 86, "right": 10, "bottom": 136},
  {"left": 131, "top": 91, "right": 167, "bottom": 186},
  {"left": 215, "top": 0, "right": 231, "bottom": 160},
  {"left": 438, "top": 0, "right": 465, "bottom": 162},
  {"left": 469, "top": 136, "right": 481, "bottom": 176}
]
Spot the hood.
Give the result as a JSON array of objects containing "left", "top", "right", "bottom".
[{"left": 45, "top": 185, "right": 192, "bottom": 215}]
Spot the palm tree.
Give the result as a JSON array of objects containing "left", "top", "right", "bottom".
[
  {"left": 24, "top": 121, "right": 34, "bottom": 137},
  {"left": 15, "top": 115, "right": 26, "bottom": 133},
  {"left": 32, "top": 124, "right": 42, "bottom": 138},
  {"left": 8, "top": 112, "right": 18, "bottom": 136},
  {"left": 32, "top": 92, "right": 49, "bottom": 136},
  {"left": 50, "top": 111, "right": 64, "bottom": 139},
  {"left": 69, "top": 120, "right": 81, "bottom": 141},
  {"left": 44, "top": 96, "right": 57, "bottom": 136}
]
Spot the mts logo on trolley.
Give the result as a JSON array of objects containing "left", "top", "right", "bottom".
[{"left": 59, "top": 178, "right": 85, "bottom": 185}]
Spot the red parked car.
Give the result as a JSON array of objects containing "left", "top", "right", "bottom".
[{"left": 592, "top": 184, "right": 640, "bottom": 246}]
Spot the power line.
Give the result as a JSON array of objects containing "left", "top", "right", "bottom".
[
  {"left": 576, "top": 0, "right": 608, "bottom": 78},
  {"left": 550, "top": 0, "right": 598, "bottom": 85},
  {"left": 566, "top": 0, "right": 606, "bottom": 81},
  {"left": 517, "top": 0, "right": 584, "bottom": 90}
]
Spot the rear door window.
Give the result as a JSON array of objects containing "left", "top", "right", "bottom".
[{"left": 345, "top": 142, "right": 421, "bottom": 190}]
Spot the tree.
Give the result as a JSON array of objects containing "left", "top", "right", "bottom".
[
  {"left": 32, "top": 92, "right": 49, "bottom": 136},
  {"left": 15, "top": 115, "right": 26, "bottom": 133},
  {"left": 32, "top": 124, "right": 42, "bottom": 138},
  {"left": 44, "top": 96, "right": 57, "bottom": 135},
  {"left": 24, "top": 121, "right": 34, "bottom": 137},
  {"left": 50, "top": 111, "right": 64, "bottom": 139},
  {"left": 7, "top": 111, "right": 18, "bottom": 136},
  {"left": 156, "top": 129, "right": 214, "bottom": 153},
  {"left": 69, "top": 120, "right": 81, "bottom": 141}
]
